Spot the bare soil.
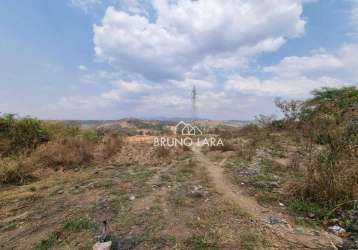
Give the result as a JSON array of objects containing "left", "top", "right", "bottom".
[{"left": 192, "top": 144, "right": 341, "bottom": 249}]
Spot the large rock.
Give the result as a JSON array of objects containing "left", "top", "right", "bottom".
[{"left": 93, "top": 241, "right": 112, "bottom": 250}]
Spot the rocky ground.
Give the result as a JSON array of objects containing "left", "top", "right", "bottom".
[
  {"left": 204, "top": 138, "right": 358, "bottom": 250},
  {"left": 0, "top": 140, "right": 355, "bottom": 249}
]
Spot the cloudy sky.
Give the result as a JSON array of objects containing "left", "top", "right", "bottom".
[{"left": 0, "top": 0, "right": 357, "bottom": 120}]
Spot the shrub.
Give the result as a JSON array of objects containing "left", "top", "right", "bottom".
[
  {"left": 96, "top": 133, "right": 122, "bottom": 160},
  {"left": 271, "top": 119, "right": 285, "bottom": 130},
  {"left": 81, "top": 128, "right": 102, "bottom": 141},
  {"left": 237, "top": 124, "right": 260, "bottom": 137},
  {"left": 0, "top": 114, "right": 49, "bottom": 156},
  {"left": 43, "top": 122, "right": 81, "bottom": 140},
  {"left": 31, "top": 137, "right": 95, "bottom": 169},
  {"left": 288, "top": 198, "right": 329, "bottom": 219},
  {"left": 274, "top": 98, "right": 304, "bottom": 124},
  {"left": 286, "top": 87, "right": 358, "bottom": 207},
  {"left": 237, "top": 141, "right": 257, "bottom": 161},
  {"left": 0, "top": 156, "right": 31, "bottom": 184},
  {"left": 235, "top": 125, "right": 269, "bottom": 161},
  {"left": 0, "top": 117, "right": 123, "bottom": 183},
  {"left": 255, "top": 114, "right": 276, "bottom": 128},
  {"left": 302, "top": 149, "right": 358, "bottom": 206}
]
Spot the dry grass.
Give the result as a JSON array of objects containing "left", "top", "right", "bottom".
[
  {"left": 152, "top": 146, "right": 171, "bottom": 158},
  {"left": 95, "top": 133, "right": 123, "bottom": 160},
  {"left": 31, "top": 137, "right": 95, "bottom": 169},
  {"left": 0, "top": 156, "right": 31, "bottom": 184},
  {"left": 298, "top": 154, "right": 358, "bottom": 206}
]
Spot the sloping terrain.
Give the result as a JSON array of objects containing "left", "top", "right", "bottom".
[
  {"left": 0, "top": 140, "right": 344, "bottom": 250},
  {"left": 193, "top": 144, "right": 340, "bottom": 249}
]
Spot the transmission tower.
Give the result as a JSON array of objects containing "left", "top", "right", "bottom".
[{"left": 192, "top": 85, "right": 197, "bottom": 121}]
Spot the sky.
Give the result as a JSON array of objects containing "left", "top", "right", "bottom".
[{"left": 0, "top": 0, "right": 358, "bottom": 120}]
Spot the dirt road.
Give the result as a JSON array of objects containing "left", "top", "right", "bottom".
[{"left": 192, "top": 144, "right": 340, "bottom": 249}]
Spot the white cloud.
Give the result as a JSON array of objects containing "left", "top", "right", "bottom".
[
  {"left": 338, "top": 43, "right": 358, "bottom": 73},
  {"left": 225, "top": 74, "right": 346, "bottom": 97},
  {"left": 172, "top": 77, "right": 214, "bottom": 90},
  {"left": 199, "top": 37, "right": 286, "bottom": 70},
  {"left": 57, "top": 79, "right": 154, "bottom": 111},
  {"left": 78, "top": 65, "right": 88, "bottom": 71},
  {"left": 69, "top": 0, "right": 153, "bottom": 16},
  {"left": 118, "top": 0, "right": 151, "bottom": 16},
  {"left": 69, "top": 0, "right": 102, "bottom": 13},
  {"left": 58, "top": 95, "right": 111, "bottom": 110},
  {"left": 101, "top": 80, "right": 153, "bottom": 100},
  {"left": 263, "top": 53, "right": 343, "bottom": 77},
  {"left": 263, "top": 43, "right": 358, "bottom": 81},
  {"left": 350, "top": 0, "right": 358, "bottom": 35},
  {"left": 62, "top": 0, "right": 357, "bottom": 119},
  {"left": 226, "top": 43, "right": 358, "bottom": 97},
  {"left": 94, "top": 0, "right": 306, "bottom": 81}
]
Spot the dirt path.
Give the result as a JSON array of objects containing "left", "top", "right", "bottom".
[{"left": 192, "top": 145, "right": 340, "bottom": 249}]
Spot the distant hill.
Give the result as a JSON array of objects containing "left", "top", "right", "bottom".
[{"left": 46, "top": 118, "right": 253, "bottom": 130}]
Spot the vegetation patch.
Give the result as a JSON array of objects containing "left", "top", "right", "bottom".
[
  {"left": 287, "top": 198, "right": 330, "bottom": 219},
  {"left": 0, "top": 222, "right": 17, "bottom": 232},
  {"left": 33, "top": 231, "right": 60, "bottom": 250},
  {"left": 239, "top": 230, "right": 265, "bottom": 250},
  {"left": 184, "top": 235, "right": 220, "bottom": 250},
  {"left": 62, "top": 216, "right": 92, "bottom": 232}
]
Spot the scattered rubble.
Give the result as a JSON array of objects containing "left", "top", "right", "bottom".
[
  {"left": 266, "top": 216, "right": 282, "bottom": 225},
  {"left": 189, "top": 184, "right": 208, "bottom": 199},
  {"left": 269, "top": 181, "right": 280, "bottom": 188},
  {"left": 93, "top": 241, "right": 112, "bottom": 250},
  {"left": 329, "top": 225, "right": 346, "bottom": 235}
]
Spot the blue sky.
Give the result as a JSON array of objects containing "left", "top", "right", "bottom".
[{"left": 0, "top": 0, "right": 357, "bottom": 120}]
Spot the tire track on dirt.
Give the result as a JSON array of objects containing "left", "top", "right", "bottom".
[{"left": 192, "top": 144, "right": 340, "bottom": 250}]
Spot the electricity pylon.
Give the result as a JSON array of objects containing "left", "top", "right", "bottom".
[{"left": 192, "top": 85, "right": 197, "bottom": 121}]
